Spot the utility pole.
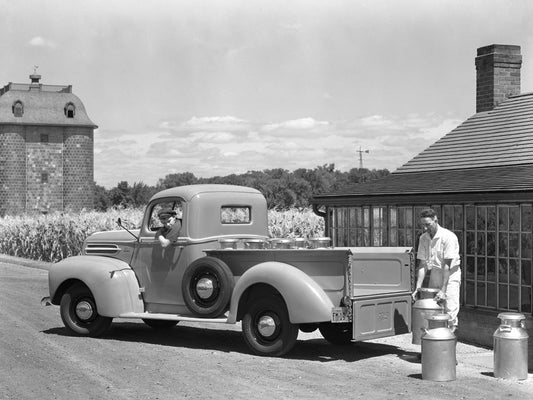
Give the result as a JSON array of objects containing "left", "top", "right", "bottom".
[{"left": 357, "top": 146, "right": 369, "bottom": 169}]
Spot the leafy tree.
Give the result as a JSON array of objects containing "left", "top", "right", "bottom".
[
  {"left": 157, "top": 172, "right": 198, "bottom": 190},
  {"left": 108, "top": 181, "right": 133, "bottom": 207},
  {"left": 94, "top": 183, "right": 111, "bottom": 211},
  {"left": 96, "top": 165, "right": 390, "bottom": 211},
  {"left": 130, "top": 182, "right": 157, "bottom": 207}
]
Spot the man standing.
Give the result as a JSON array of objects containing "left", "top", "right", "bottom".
[{"left": 412, "top": 208, "right": 461, "bottom": 331}]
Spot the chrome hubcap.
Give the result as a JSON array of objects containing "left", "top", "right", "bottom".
[
  {"left": 75, "top": 300, "right": 94, "bottom": 321},
  {"left": 196, "top": 277, "right": 215, "bottom": 299},
  {"left": 257, "top": 315, "right": 276, "bottom": 337}
]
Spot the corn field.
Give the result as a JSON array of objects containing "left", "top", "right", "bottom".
[{"left": 0, "top": 208, "right": 324, "bottom": 263}]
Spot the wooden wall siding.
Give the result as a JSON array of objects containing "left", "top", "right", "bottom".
[{"left": 396, "top": 92, "right": 533, "bottom": 173}]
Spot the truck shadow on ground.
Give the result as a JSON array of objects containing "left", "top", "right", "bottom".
[{"left": 43, "top": 321, "right": 419, "bottom": 363}]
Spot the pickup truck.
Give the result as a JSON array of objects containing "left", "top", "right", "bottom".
[{"left": 42, "top": 184, "right": 413, "bottom": 356}]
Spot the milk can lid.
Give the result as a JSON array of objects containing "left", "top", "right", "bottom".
[
  {"left": 428, "top": 314, "right": 451, "bottom": 321},
  {"left": 419, "top": 288, "right": 440, "bottom": 293},
  {"left": 497, "top": 312, "right": 525, "bottom": 321}
]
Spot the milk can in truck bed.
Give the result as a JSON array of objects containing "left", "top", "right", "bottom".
[{"left": 42, "top": 184, "right": 413, "bottom": 357}]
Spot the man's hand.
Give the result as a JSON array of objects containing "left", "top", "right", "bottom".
[
  {"left": 411, "top": 288, "right": 420, "bottom": 301},
  {"left": 159, "top": 236, "right": 171, "bottom": 248},
  {"left": 435, "top": 289, "right": 447, "bottom": 302}
]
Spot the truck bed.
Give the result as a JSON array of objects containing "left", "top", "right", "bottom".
[{"left": 205, "top": 246, "right": 413, "bottom": 304}]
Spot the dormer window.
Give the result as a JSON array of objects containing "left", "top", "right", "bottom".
[
  {"left": 12, "top": 101, "right": 23, "bottom": 117},
  {"left": 64, "top": 102, "right": 75, "bottom": 118}
]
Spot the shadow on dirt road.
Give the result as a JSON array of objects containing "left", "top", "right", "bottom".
[{"left": 42, "top": 322, "right": 419, "bottom": 363}]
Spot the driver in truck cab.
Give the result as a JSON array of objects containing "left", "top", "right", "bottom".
[{"left": 156, "top": 208, "right": 182, "bottom": 248}]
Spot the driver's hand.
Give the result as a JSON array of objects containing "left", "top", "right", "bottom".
[
  {"left": 435, "top": 290, "right": 447, "bottom": 302},
  {"left": 411, "top": 288, "right": 420, "bottom": 301},
  {"left": 159, "top": 237, "right": 171, "bottom": 248}
]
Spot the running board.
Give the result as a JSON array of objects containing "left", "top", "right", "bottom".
[{"left": 119, "top": 312, "right": 229, "bottom": 324}]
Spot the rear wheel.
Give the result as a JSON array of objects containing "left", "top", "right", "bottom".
[
  {"left": 60, "top": 283, "right": 112, "bottom": 337},
  {"left": 319, "top": 322, "right": 353, "bottom": 345},
  {"left": 142, "top": 319, "right": 178, "bottom": 330},
  {"left": 242, "top": 295, "right": 298, "bottom": 357}
]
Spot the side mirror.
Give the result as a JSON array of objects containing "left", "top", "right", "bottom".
[{"left": 115, "top": 217, "right": 139, "bottom": 241}]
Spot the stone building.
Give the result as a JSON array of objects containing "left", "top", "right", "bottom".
[
  {"left": 311, "top": 44, "right": 533, "bottom": 362},
  {"left": 0, "top": 74, "right": 97, "bottom": 215}
]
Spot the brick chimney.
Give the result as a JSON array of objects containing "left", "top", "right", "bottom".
[{"left": 475, "top": 44, "right": 522, "bottom": 113}]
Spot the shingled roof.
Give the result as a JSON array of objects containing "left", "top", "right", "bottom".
[
  {"left": 0, "top": 78, "right": 97, "bottom": 128},
  {"left": 315, "top": 94, "right": 533, "bottom": 201},
  {"left": 313, "top": 45, "right": 533, "bottom": 204},
  {"left": 396, "top": 92, "right": 533, "bottom": 173}
]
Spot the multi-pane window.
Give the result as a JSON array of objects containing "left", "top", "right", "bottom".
[
  {"left": 327, "top": 202, "right": 533, "bottom": 315},
  {"left": 372, "top": 207, "right": 387, "bottom": 246},
  {"left": 397, "top": 207, "right": 413, "bottom": 246},
  {"left": 330, "top": 206, "right": 370, "bottom": 247}
]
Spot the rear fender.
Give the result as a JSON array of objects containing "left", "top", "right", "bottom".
[
  {"left": 48, "top": 255, "right": 144, "bottom": 317},
  {"left": 227, "top": 261, "right": 334, "bottom": 324}
]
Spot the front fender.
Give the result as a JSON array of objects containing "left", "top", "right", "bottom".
[
  {"left": 227, "top": 262, "right": 334, "bottom": 324},
  {"left": 48, "top": 255, "right": 144, "bottom": 317}
]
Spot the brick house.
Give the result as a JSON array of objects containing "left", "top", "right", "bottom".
[
  {"left": 311, "top": 44, "right": 533, "bottom": 361},
  {"left": 0, "top": 74, "right": 97, "bottom": 215}
]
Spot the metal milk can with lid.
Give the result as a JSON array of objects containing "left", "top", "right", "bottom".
[
  {"left": 493, "top": 312, "right": 529, "bottom": 380},
  {"left": 421, "top": 314, "right": 457, "bottom": 382},
  {"left": 412, "top": 288, "right": 443, "bottom": 345}
]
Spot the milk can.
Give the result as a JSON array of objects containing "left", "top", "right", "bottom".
[
  {"left": 243, "top": 239, "right": 267, "bottom": 249},
  {"left": 269, "top": 238, "right": 293, "bottom": 249},
  {"left": 308, "top": 237, "right": 331, "bottom": 249},
  {"left": 412, "top": 288, "right": 443, "bottom": 345},
  {"left": 493, "top": 312, "right": 529, "bottom": 380},
  {"left": 421, "top": 314, "right": 457, "bottom": 382},
  {"left": 219, "top": 238, "right": 239, "bottom": 249},
  {"left": 293, "top": 238, "right": 307, "bottom": 249}
]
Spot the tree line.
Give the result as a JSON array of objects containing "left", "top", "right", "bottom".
[{"left": 94, "top": 164, "right": 390, "bottom": 210}]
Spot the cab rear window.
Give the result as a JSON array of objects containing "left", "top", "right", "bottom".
[{"left": 221, "top": 206, "right": 251, "bottom": 224}]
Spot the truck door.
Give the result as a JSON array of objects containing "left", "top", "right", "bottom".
[{"left": 130, "top": 198, "right": 190, "bottom": 314}]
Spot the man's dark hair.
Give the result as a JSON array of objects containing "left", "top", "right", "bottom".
[{"left": 419, "top": 208, "right": 437, "bottom": 219}]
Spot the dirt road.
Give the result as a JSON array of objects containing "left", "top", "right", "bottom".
[{"left": 1, "top": 261, "right": 532, "bottom": 400}]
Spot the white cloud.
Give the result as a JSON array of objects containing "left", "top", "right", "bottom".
[
  {"left": 189, "top": 131, "right": 237, "bottom": 143},
  {"left": 262, "top": 117, "right": 330, "bottom": 132},
  {"left": 180, "top": 116, "right": 249, "bottom": 131},
  {"left": 94, "top": 113, "right": 463, "bottom": 187},
  {"left": 28, "top": 36, "right": 57, "bottom": 48}
]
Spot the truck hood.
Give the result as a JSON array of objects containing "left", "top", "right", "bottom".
[{"left": 86, "top": 229, "right": 140, "bottom": 243}]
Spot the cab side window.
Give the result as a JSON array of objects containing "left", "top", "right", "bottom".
[{"left": 148, "top": 199, "right": 183, "bottom": 231}]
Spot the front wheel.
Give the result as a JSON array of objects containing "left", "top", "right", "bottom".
[
  {"left": 60, "top": 283, "right": 112, "bottom": 337},
  {"left": 242, "top": 295, "right": 298, "bottom": 357},
  {"left": 319, "top": 322, "right": 353, "bottom": 345}
]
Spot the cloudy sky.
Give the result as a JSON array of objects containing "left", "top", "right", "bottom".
[{"left": 2, "top": 0, "right": 533, "bottom": 188}]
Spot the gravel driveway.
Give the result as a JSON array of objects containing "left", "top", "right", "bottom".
[{"left": 1, "top": 260, "right": 532, "bottom": 400}]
